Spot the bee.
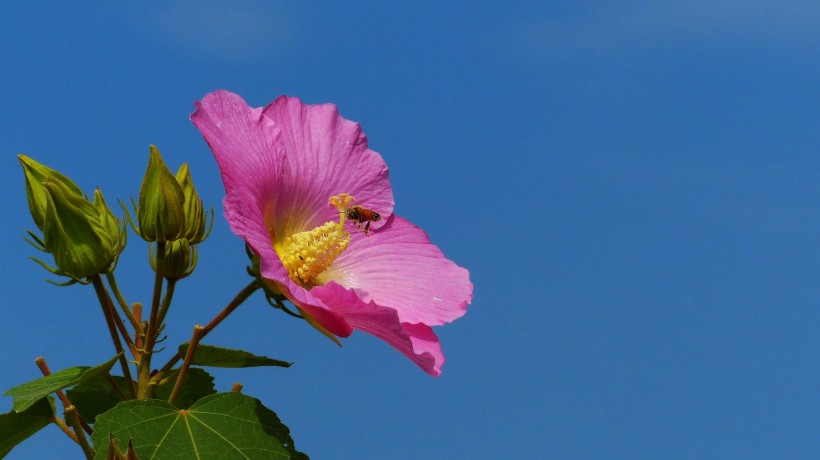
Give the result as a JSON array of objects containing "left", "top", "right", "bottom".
[{"left": 346, "top": 205, "right": 381, "bottom": 235}]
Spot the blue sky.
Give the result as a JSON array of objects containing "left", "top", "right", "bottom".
[{"left": 1, "top": 1, "right": 819, "bottom": 458}]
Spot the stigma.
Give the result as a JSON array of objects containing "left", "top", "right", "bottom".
[{"left": 273, "top": 194, "right": 355, "bottom": 287}]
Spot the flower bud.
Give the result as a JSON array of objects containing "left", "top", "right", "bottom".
[
  {"left": 93, "top": 189, "right": 127, "bottom": 267},
  {"left": 175, "top": 163, "right": 213, "bottom": 244},
  {"left": 42, "top": 180, "right": 120, "bottom": 279},
  {"left": 135, "top": 145, "right": 185, "bottom": 243},
  {"left": 149, "top": 239, "right": 197, "bottom": 281},
  {"left": 19, "top": 155, "right": 84, "bottom": 231}
]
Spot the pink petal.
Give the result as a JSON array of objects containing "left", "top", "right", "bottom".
[
  {"left": 318, "top": 215, "right": 473, "bottom": 326},
  {"left": 293, "top": 301, "right": 354, "bottom": 338},
  {"left": 222, "top": 188, "right": 289, "bottom": 282},
  {"left": 192, "top": 90, "right": 394, "bottom": 243},
  {"left": 261, "top": 96, "right": 394, "bottom": 236},
  {"left": 312, "top": 282, "right": 445, "bottom": 376},
  {"left": 190, "top": 90, "right": 282, "bottom": 199}
]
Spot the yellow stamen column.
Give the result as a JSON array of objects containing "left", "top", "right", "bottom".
[{"left": 273, "top": 194, "right": 356, "bottom": 288}]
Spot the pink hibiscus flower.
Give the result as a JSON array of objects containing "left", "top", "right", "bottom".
[{"left": 191, "top": 90, "right": 472, "bottom": 376}]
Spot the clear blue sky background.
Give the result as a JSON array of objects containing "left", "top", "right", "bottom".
[{"left": 1, "top": 2, "right": 819, "bottom": 458}]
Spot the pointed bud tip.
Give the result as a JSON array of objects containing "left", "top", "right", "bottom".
[{"left": 136, "top": 145, "right": 186, "bottom": 243}]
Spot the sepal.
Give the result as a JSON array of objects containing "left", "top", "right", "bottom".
[
  {"left": 27, "top": 256, "right": 86, "bottom": 286},
  {"left": 41, "top": 180, "right": 120, "bottom": 279},
  {"left": 23, "top": 230, "right": 47, "bottom": 252}
]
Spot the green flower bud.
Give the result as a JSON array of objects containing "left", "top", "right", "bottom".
[
  {"left": 175, "top": 163, "right": 213, "bottom": 245},
  {"left": 42, "top": 180, "right": 119, "bottom": 279},
  {"left": 93, "top": 189, "right": 127, "bottom": 267},
  {"left": 135, "top": 145, "right": 185, "bottom": 243},
  {"left": 19, "top": 155, "right": 84, "bottom": 231},
  {"left": 149, "top": 239, "right": 197, "bottom": 281}
]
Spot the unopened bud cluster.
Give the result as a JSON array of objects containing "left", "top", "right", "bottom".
[
  {"left": 19, "top": 155, "right": 126, "bottom": 282},
  {"left": 19, "top": 145, "right": 212, "bottom": 283},
  {"left": 129, "top": 145, "right": 213, "bottom": 280}
]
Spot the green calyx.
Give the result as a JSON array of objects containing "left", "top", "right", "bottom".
[
  {"left": 123, "top": 146, "right": 213, "bottom": 281},
  {"left": 93, "top": 189, "right": 128, "bottom": 265},
  {"left": 133, "top": 145, "right": 186, "bottom": 243},
  {"left": 175, "top": 163, "right": 213, "bottom": 245},
  {"left": 150, "top": 239, "right": 198, "bottom": 281},
  {"left": 41, "top": 181, "right": 123, "bottom": 280}
]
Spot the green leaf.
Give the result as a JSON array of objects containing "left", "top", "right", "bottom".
[
  {"left": 0, "top": 396, "right": 56, "bottom": 458},
  {"left": 66, "top": 375, "right": 132, "bottom": 424},
  {"left": 178, "top": 343, "right": 292, "bottom": 368},
  {"left": 69, "top": 368, "right": 217, "bottom": 420},
  {"left": 153, "top": 368, "right": 216, "bottom": 409},
  {"left": 3, "top": 354, "right": 121, "bottom": 412},
  {"left": 69, "top": 366, "right": 218, "bottom": 421},
  {"left": 92, "top": 392, "right": 308, "bottom": 459}
]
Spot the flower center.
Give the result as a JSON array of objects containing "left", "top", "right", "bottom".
[{"left": 273, "top": 193, "right": 355, "bottom": 288}]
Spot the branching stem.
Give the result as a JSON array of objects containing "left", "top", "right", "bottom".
[
  {"left": 90, "top": 276, "right": 137, "bottom": 398},
  {"left": 155, "top": 279, "right": 177, "bottom": 331},
  {"left": 153, "top": 279, "right": 260, "bottom": 384},
  {"left": 138, "top": 241, "right": 166, "bottom": 399},
  {"left": 167, "top": 325, "right": 204, "bottom": 405},
  {"left": 34, "top": 357, "right": 93, "bottom": 436},
  {"left": 105, "top": 272, "right": 143, "bottom": 335},
  {"left": 65, "top": 405, "right": 94, "bottom": 459}
]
